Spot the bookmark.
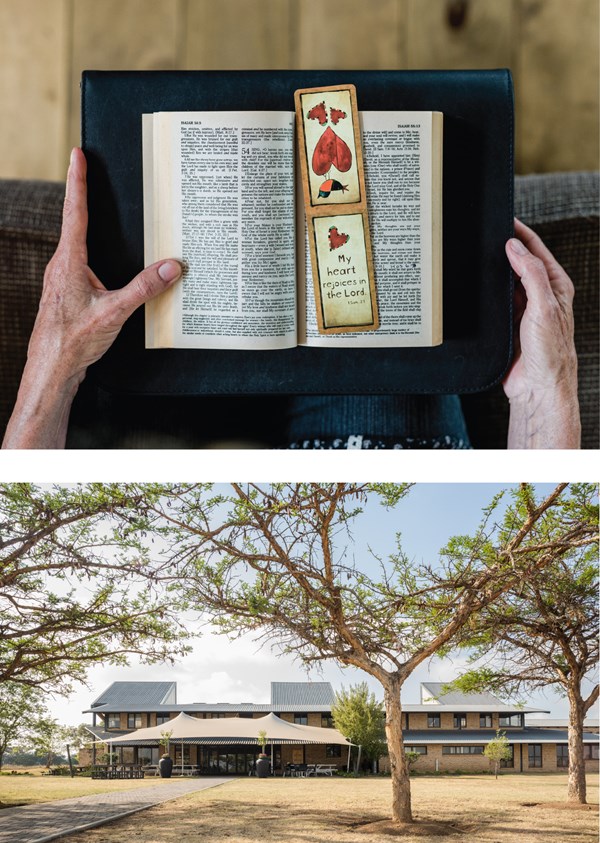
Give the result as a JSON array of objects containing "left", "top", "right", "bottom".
[{"left": 295, "top": 84, "right": 379, "bottom": 334}]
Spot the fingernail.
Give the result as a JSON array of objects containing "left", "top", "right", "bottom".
[
  {"left": 70, "top": 148, "right": 77, "bottom": 166},
  {"left": 158, "top": 260, "right": 182, "bottom": 282},
  {"left": 509, "top": 238, "right": 528, "bottom": 255}
]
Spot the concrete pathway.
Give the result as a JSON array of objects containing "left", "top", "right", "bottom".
[{"left": 0, "top": 777, "right": 229, "bottom": 843}]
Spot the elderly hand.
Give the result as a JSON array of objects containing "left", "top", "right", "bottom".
[
  {"left": 504, "top": 218, "right": 580, "bottom": 448},
  {"left": 2, "top": 148, "right": 182, "bottom": 449}
]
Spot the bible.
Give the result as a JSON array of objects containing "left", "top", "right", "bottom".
[
  {"left": 143, "top": 108, "right": 443, "bottom": 350},
  {"left": 82, "top": 69, "right": 514, "bottom": 396}
]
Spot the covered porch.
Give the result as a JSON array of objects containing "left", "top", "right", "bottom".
[{"left": 103, "top": 711, "right": 352, "bottom": 776}]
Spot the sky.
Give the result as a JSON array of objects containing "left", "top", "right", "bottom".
[{"left": 42, "top": 483, "right": 585, "bottom": 726}]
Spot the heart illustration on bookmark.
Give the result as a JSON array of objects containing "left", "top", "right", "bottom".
[
  {"left": 328, "top": 226, "right": 350, "bottom": 250},
  {"left": 312, "top": 127, "right": 353, "bottom": 176}
]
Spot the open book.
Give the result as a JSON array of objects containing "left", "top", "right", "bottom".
[{"left": 143, "top": 110, "right": 442, "bottom": 350}]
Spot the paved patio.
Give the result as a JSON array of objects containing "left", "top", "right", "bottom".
[{"left": 0, "top": 777, "right": 229, "bottom": 843}]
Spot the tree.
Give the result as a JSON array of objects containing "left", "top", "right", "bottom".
[
  {"left": 138, "top": 482, "right": 595, "bottom": 826},
  {"left": 0, "top": 483, "right": 190, "bottom": 694},
  {"left": 28, "top": 716, "right": 70, "bottom": 768},
  {"left": 444, "top": 486, "right": 598, "bottom": 803},
  {"left": 0, "top": 682, "right": 46, "bottom": 770},
  {"left": 159, "top": 729, "right": 173, "bottom": 756},
  {"left": 65, "top": 723, "right": 95, "bottom": 760},
  {"left": 331, "top": 683, "right": 386, "bottom": 771},
  {"left": 405, "top": 751, "right": 422, "bottom": 773},
  {"left": 483, "top": 731, "right": 512, "bottom": 779}
]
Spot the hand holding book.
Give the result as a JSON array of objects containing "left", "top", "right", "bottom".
[
  {"left": 2, "top": 149, "right": 182, "bottom": 449},
  {"left": 503, "top": 219, "right": 580, "bottom": 449}
]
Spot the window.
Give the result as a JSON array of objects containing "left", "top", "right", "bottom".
[
  {"left": 427, "top": 714, "right": 441, "bottom": 728},
  {"left": 442, "top": 746, "right": 484, "bottom": 755},
  {"left": 326, "top": 744, "right": 342, "bottom": 758},
  {"left": 557, "top": 745, "right": 569, "bottom": 768},
  {"left": 138, "top": 747, "right": 159, "bottom": 766},
  {"left": 584, "top": 745, "right": 599, "bottom": 760},
  {"left": 404, "top": 746, "right": 427, "bottom": 755},
  {"left": 480, "top": 714, "right": 493, "bottom": 728},
  {"left": 500, "top": 744, "right": 514, "bottom": 768},
  {"left": 321, "top": 714, "right": 334, "bottom": 728},
  {"left": 528, "top": 744, "right": 542, "bottom": 768},
  {"left": 107, "top": 714, "right": 120, "bottom": 729},
  {"left": 127, "top": 713, "right": 143, "bottom": 729},
  {"left": 294, "top": 713, "right": 308, "bottom": 725},
  {"left": 207, "top": 713, "right": 226, "bottom": 719},
  {"left": 499, "top": 713, "right": 523, "bottom": 728},
  {"left": 239, "top": 712, "right": 254, "bottom": 719},
  {"left": 453, "top": 713, "right": 467, "bottom": 729},
  {"left": 156, "top": 714, "right": 170, "bottom": 726},
  {"left": 174, "top": 746, "right": 191, "bottom": 765}
]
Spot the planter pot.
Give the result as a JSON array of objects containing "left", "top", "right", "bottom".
[
  {"left": 159, "top": 756, "right": 173, "bottom": 778},
  {"left": 256, "top": 757, "right": 270, "bottom": 778}
]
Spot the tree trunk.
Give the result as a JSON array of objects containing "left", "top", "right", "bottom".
[
  {"left": 355, "top": 744, "right": 362, "bottom": 774},
  {"left": 567, "top": 690, "right": 587, "bottom": 803},
  {"left": 66, "top": 744, "right": 74, "bottom": 778},
  {"left": 383, "top": 675, "right": 412, "bottom": 823}
]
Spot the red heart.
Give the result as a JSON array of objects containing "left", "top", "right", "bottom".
[
  {"left": 328, "top": 226, "right": 350, "bottom": 250},
  {"left": 312, "top": 127, "right": 352, "bottom": 176},
  {"left": 330, "top": 107, "right": 346, "bottom": 125},
  {"left": 307, "top": 101, "right": 328, "bottom": 125}
]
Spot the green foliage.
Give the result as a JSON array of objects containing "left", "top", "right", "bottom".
[
  {"left": 159, "top": 730, "right": 173, "bottom": 753},
  {"left": 27, "top": 717, "right": 71, "bottom": 768},
  {"left": 405, "top": 750, "right": 422, "bottom": 771},
  {"left": 257, "top": 730, "right": 268, "bottom": 752},
  {"left": 0, "top": 483, "right": 191, "bottom": 694},
  {"left": 484, "top": 731, "right": 512, "bottom": 779},
  {"left": 0, "top": 683, "right": 47, "bottom": 770},
  {"left": 444, "top": 484, "right": 598, "bottom": 708},
  {"left": 332, "top": 683, "right": 387, "bottom": 764}
]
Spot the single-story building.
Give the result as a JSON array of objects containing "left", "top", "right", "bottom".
[{"left": 80, "top": 679, "right": 599, "bottom": 774}]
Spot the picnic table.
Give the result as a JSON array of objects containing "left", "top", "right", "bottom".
[
  {"left": 284, "top": 763, "right": 338, "bottom": 777},
  {"left": 143, "top": 763, "right": 200, "bottom": 777},
  {"left": 308, "top": 764, "right": 338, "bottom": 776},
  {"left": 91, "top": 764, "right": 145, "bottom": 780}
]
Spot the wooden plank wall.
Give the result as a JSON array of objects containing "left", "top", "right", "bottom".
[{"left": 1, "top": 0, "right": 598, "bottom": 179}]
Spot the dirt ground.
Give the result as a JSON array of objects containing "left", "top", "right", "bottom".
[{"left": 57, "top": 774, "right": 598, "bottom": 843}]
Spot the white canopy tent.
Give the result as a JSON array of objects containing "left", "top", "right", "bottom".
[{"left": 107, "top": 711, "right": 353, "bottom": 774}]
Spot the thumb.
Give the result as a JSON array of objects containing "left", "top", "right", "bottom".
[
  {"left": 505, "top": 238, "right": 555, "bottom": 318},
  {"left": 112, "top": 259, "right": 183, "bottom": 319}
]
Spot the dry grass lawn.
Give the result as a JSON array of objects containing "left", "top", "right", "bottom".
[
  {"left": 0, "top": 771, "right": 170, "bottom": 807},
  {"left": 56, "top": 774, "right": 598, "bottom": 843}
]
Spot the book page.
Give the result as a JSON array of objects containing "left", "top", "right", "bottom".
[
  {"left": 298, "top": 111, "right": 442, "bottom": 348},
  {"left": 145, "top": 112, "right": 297, "bottom": 350}
]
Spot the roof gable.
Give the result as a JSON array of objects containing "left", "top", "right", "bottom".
[
  {"left": 270, "top": 682, "right": 334, "bottom": 706},
  {"left": 420, "top": 682, "right": 506, "bottom": 707},
  {"left": 91, "top": 681, "right": 177, "bottom": 708}
]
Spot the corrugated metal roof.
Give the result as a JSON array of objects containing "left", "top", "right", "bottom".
[
  {"left": 270, "top": 682, "right": 334, "bottom": 706},
  {"left": 525, "top": 717, "right": 599, "bottom": 731},
  {"left": 90, "top": 682, "right": 176, "bottom": 708},
  {"left": 421, "top": 682, "right": 506, "bottom": 706},
  {"left": 404, "top": 704, "right": 547, "bottom": 714},
  {"left": 85, "top": 702, "right": 546, "bottom": 715},
  {"left": 83, "top": 703, "right": 333, "bottom": 714},
  {"left": 403, "top": 728, "right": 599, "bottom": 744}
]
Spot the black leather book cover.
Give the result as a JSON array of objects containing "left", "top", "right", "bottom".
[{"left": 82, "top": 69, "right": 514, "bottom": 396}]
